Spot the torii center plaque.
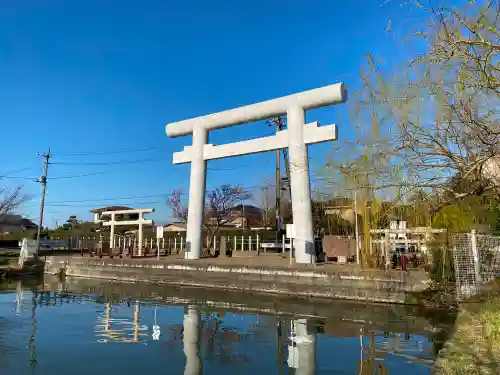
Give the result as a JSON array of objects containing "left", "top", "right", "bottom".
[{"left": 165, "top": 83, "right": 347, "bottom": 264}]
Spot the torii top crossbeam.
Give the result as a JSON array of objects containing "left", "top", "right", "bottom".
[{"left": 166, "top": 83, "right": 346, "bottom": 137}]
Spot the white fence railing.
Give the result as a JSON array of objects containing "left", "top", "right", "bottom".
[{"left": 31, "top": 234, "right": 291, "bottom": 254}]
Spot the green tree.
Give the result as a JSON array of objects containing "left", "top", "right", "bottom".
[{"left": 431, "top": 204, "right": 474, "bottom": 232}]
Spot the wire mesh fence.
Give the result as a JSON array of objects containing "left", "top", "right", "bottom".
[{"left": 451, "top": 231, "right": 500, "bottom": 301}]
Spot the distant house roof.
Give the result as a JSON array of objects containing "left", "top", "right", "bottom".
[
  {"left": 0, "top": 214, "right": 37, "bottom": 229},
  {"left": 20, "top": 218, "right": 37, "bottom": 228},
  {"left": 90, "top": 206, "right": 133, "bottom": 214},
  {"left": 0, "top": 214, "right": 22, "bottom": 225},
  {"left": 230, "top": 204, "right": 263, "bottom": 217},
  {"left": 165, "top": 222, "right": 187, "bottom": 229}
]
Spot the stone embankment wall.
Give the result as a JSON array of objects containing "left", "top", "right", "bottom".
[{"left": 44, "top": 256, "right": 429, "bottom": 304}]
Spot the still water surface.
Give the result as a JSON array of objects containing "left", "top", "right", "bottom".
[{"left": 0, "top": 277, "right": 452, "bottom": 375}]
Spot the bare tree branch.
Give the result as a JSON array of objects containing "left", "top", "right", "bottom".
[
  {"left": 0, "top": 182, "right": 32, "bottom": 222},
  {"left": 167, "top": 184, "right": 251, "bottom": 255}
]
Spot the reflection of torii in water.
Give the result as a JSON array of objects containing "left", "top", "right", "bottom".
[
  {"left": 167, "top": 307, "right": 270, "bottom": 375},
  {"left": 357, "top": 331, "right": 388, "bottom": 375},
  {"left": 95, "top": 301, "right": 148, "bottom": 343},
  {"left": 183, "top": 306, "right": 203, "bottom": 375},
  {"left": 287, "top": 318, "right": 316, "bottom": 375}
]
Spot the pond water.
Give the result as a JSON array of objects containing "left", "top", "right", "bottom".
[{"left": 0, "top": 276, "right": 453, "bottom": 375}]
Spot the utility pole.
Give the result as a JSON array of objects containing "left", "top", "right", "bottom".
[
  {"left": 262, "top": 186, "right": 268, "bottom": 225},
  {"left": 268, "top": 117, "right": 287, "bottom": 242},
  {"left": 35, "top": 148, "right": 51, "bottom": 257}
]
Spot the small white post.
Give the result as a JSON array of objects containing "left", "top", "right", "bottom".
[
  {"left": 290, "top": 238, "right": 293, "bottom": 266},
  {"left": 282, "top": 234, "right": 286, "bottom": 253},
  {"left": 256, "top": 234, "right": 260, "bottom": 253},
  {"left": 241, "top": 235, "right": 244, "bottom": 251},
  {"left": 404, "top": 231, "right": 409, "bottom": 259},
  {"left": 471, "top": 229, "right": 482, "bottom": 284},
  {"left": 234, "top": 236, "right": 237, "bottom": 251},
  {"left": 180, "top": 237, "right": 184, "bottom": 252},
  {"left": 150, "top": 238, "right": 154, "bottom": 249},
  {"left": 162, "top": 237, "right": 165, "bottom": 249},
  {"left": 138, "top": 213, "right": 144, "bottom": 256},
  {"left": 156, "top": 238, "right": 160, "bottom": 260},
  {"left": 174, "top": 237, "right": 178, "bottom": 253},
  {"left": 249, "top": 236, "right": 252, "bottom": 251},
  {"left": 213, "top": 236, "right": 216, "bottom": 252},
  {"left": 382, "top": 239, "right": 388, "bottom": 269},
  {"left": 110, "top": 213, "right": 116, "bottom": 249}
]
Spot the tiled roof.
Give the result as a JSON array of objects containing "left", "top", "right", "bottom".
[{"left": 89, "top": 206, "right": 133, "bottom": 214}]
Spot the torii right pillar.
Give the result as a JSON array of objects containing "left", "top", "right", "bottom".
[{"left": 287, "top": 105, "right": 314, "bottom": 264}]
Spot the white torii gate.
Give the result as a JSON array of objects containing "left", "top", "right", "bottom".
[
  {"left": 96, "top": 208, "right": 154, "bottom": 256},
  {"left": 166, "top": 83, "right": 347, "bottom": 264}
]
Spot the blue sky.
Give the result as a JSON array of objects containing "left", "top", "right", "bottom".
[{"left": 0, "top": 0, "right": 433, "bottom": 227}]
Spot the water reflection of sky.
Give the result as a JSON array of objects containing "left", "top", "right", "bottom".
[{"left": 0, "top": 289, "right": 440, "bottom": 375}]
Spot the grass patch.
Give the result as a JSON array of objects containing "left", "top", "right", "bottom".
[
  {"left": 0, "top": 257, "right": 17, "bottom": 266},
  {"left": 0, "top": 251, "right": 20, "bottom": 257},
  {"left": 436, "top": 286, "right": 500, "bottom": 374}
]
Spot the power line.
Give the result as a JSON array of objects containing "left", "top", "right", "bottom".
[
  {"left": 1, "top": 166, "right": 37, "bottom": 176},
  {"left": 21, "top": 184, "right": 274, "bottom": 208},
  {"left": 39, "top": 193, "right": 177, "bottom": 205},
  {"left": 49, "top": 172, "right": 107, "bottom": 180},
  {"left": 0, "top": 175, "right": 36, "bottom": 180},
  {"left": 42, "top": 200, "right": 166, "bottom": 208},
  {"left": 51, "top": 156, "right": 171, "bottom": 166},
  {"left": 52, "top": 145, "right": 164, "bottom": 156},
  {"left": 0, "top": 171, "right": 107, "bottom": 181}
]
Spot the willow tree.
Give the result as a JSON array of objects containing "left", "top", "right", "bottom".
[
  {"left": 357, "top": 0, "right": 500, "bottom": 206},
  {"left": 322, "top": 0, "right": 499, "bottom": 266}
]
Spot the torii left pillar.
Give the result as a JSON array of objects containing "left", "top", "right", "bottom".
[{"left": 185, "top": 125, "right": 208, "bottom": 260}]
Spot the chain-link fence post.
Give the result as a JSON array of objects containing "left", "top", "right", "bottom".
[{"left": 470, "top": 229, "right": 482, "bottom": 284}]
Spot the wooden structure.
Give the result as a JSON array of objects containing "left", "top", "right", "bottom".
[{"left": 370, "top": 226, "right": 446, "bottom": 267}]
